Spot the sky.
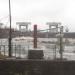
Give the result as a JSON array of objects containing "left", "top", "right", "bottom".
[{"left": 0, "top": 0, "right": 75, "bottom": 31}]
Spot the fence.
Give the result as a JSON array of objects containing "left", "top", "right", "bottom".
[
  {"left": 0, "top": 45, "right": 28, "bottom": 58},
  {"left": 0, "top": 44, "right": 57, "bottom": 59},
  {"left": 0, "top": 44, "right": 75, "bottom": 60}
]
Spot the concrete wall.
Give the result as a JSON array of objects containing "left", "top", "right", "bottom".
[{"left": 0, "top": 60, "right": 75, "bottom": 75}]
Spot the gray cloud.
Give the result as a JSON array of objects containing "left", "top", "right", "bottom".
[{"left": 0, "top": 0, "right": 75, "bottom": 31}]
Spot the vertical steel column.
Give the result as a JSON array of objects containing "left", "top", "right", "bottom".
[
  {"left": 33, "top": 25, "right": 37, "bottom": 48},
  {"left": 4, "top": 45, "right": 5, "bottom": 56},
  {"left": 59, "top": 27, "right": 63, "bottom": 60},
  {"left": 8, "top": 0, "right": 12, "bottom": 57}
]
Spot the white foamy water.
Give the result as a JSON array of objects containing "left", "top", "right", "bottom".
[{"left": 0, "top": 38, "right": 75, "bottom": 60}]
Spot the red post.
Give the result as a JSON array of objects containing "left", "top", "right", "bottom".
[{"left": 33, "top": 25, "right": 37, "bottom": 48}]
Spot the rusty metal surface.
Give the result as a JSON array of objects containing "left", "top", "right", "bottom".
[{"left": 33, "top": 25, "right": 37, "bottom": 48}]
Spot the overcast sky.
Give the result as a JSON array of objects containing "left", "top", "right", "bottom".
[{"left": 0, "top": 0, "right": 75, "bottom": 31}]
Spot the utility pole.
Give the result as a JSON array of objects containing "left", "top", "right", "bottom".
[
  {"left": 59, "top": 26, "right": 63, "bottom": 60},
  {"left": 55, "top": 26, "right": 64, "bottom": 60},
  {"left": 8, "top": 0, "right": 12, "bottom": 57}
]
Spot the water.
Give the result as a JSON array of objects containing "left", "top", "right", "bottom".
[{"left": 0, "top": 38, "right": 75, "bottom": 60}]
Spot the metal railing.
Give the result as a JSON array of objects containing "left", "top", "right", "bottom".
[
  {"left": 0, "top": 45, "right": 28, "bottom": 58},
  {"left": 0, "top": 44, "right": 75, "bottom": 60}
]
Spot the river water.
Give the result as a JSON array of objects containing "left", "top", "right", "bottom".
[{"left": 0, "top": 38, "right": 75, "bottom": 60}]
